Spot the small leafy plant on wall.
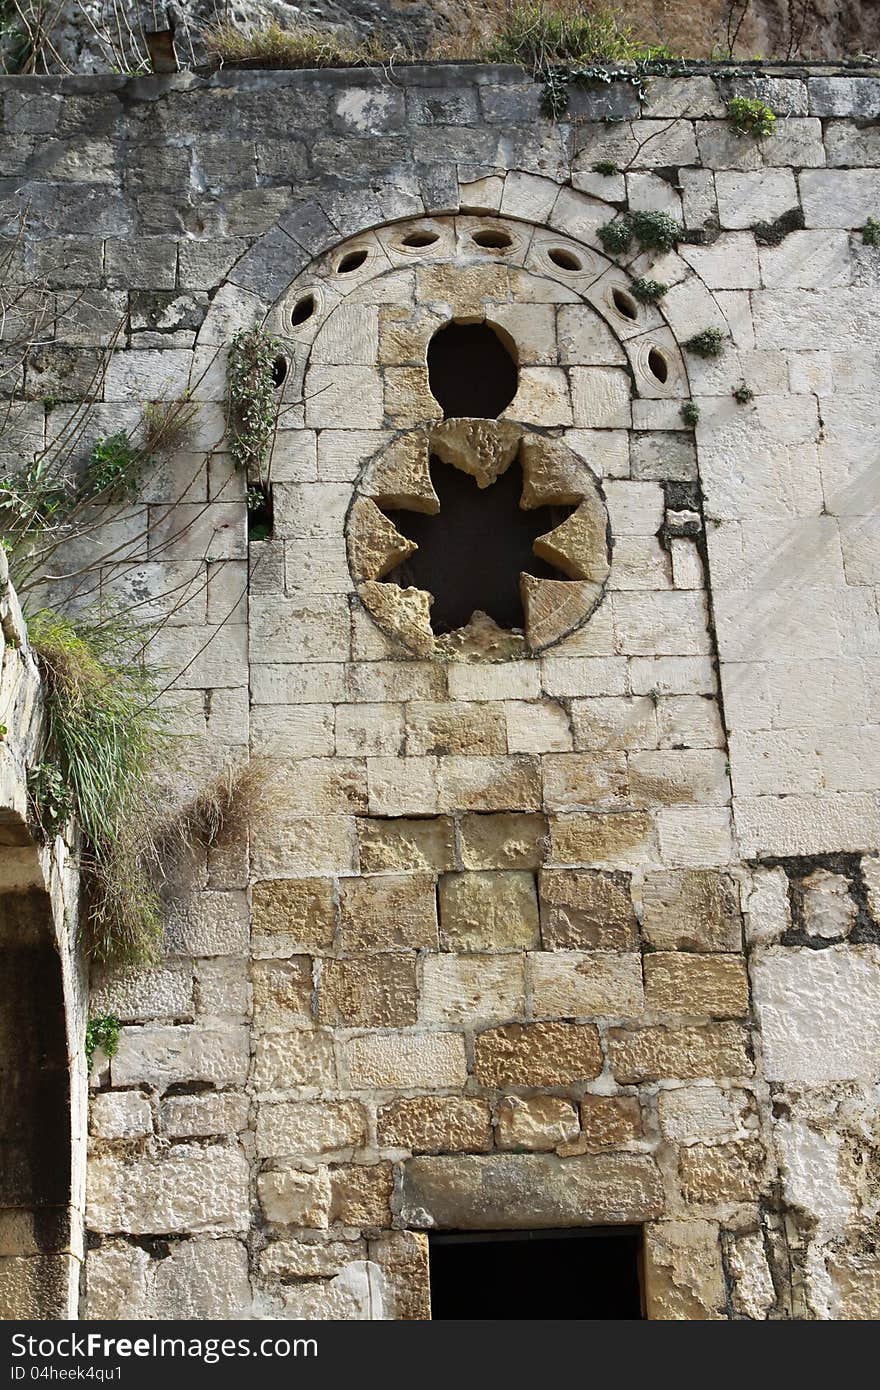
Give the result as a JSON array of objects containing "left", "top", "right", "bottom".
[
  {"left": 727, "top": 96, "right": 776, "bottom": 139},
  {"left": 226, "top": 325, "right": 284, "bottom": 479}
]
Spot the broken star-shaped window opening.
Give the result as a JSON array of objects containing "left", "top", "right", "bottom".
[{"left": 383, "top": 455, "right": 575, "bottom": 634}]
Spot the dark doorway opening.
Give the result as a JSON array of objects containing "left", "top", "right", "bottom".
[
  {"left": 385, "top": 457, "right": 573, "bottom": 633},
  {"left": 427, "top": 321, "right": 518, "bottom": 419},
  {"left": 428, "top": 1227, "right": 644, "bottom": 1320}
]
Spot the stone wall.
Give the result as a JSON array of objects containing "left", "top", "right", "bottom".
[
  {"left": 2, "top": 61, "right": 880, "bottom": 1320},
  {"left": 0, "top": 560, "right": 86, "bottom": 1319}
]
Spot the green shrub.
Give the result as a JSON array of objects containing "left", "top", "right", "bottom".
[
  {"left": 727, "top": 96, "right": 776, "bottom": 139},
  {"left": 226, "top": 326, "right": 283, "bottom": 476},
  {"left": 82, "top": 431, "right": 146, "bottom": 500},
  {"left": 681, "top": 401, "right": 700, "bottom": 426},
  {"left": 863, "top": 217, "right": 880, "bottom": 246},
  {"left": 593, "top": 160, "right": 619, "bottom": 176},
  {"left": 597, "top": 219, "right": 633, "bottom": 253},
  {"left": 85, "top": 1015, "right": 120, "bottom": 1069},
  {"left": 630, "top": 276, "right": 667, "bottom": 303},
  {"left": 686, "top": 327, "right": 727, "bottom": 358},
  {"left": 733, "top": 383, "right": 755, "bottom": 404},
  {"left": 629, "top": 210, "right": 681, "bottom": 251}
]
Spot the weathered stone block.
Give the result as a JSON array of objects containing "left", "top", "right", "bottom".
[
  {"left": 376, "top": 1096, "right": 492, "bottom": 1154},
  {"left": 329, "top": 1163, "right": 394, "bottom": 1227},
  {"left": 421, "top": 953, "right": 525, "bottom": 1025},
  {"left": 252, "top": 1030, "right": 337, "bottom": 1092},
  {"left": 89, "top": 1091, "right": 152, "bottom": 1140},
  {"left": 319, "top": 954, "right": 418, "bottom": 1027},
  {"left": 529, "top": 951, "right": 645, "bottom": 1018},
  {"left": 339, "top": 873, "right": 438, "bottom": 951},
  {"left": 640, "top": 870, "right": 742, "bottom": 951},
  {"left": 679, "top": 1139, "right": 766, "bottom": 1204},
  {"left": 751, "top": 945, "right": 880, "bottom": 1082},
  {"left": 111, "top": 1025, "right": 249, "bottom": 1090},
  {"left": 548, "top": 812, "right": 654, "bottom": 866},
  {"left": 88, "top": 1145, "right": 250, "bottom": 1234},
  {"left": 438, "top": 869, "right": 539, "bottom": 951},
  {"left": 256, "top": 1101, "right": 367, "bottom": 1159},
  {"left": 474, "top": 1021, "right": 602, "bottom": 1087},
  {"left": 251, "top": 878, "right": 337, "bottom": 954},
  {"left": 357, "top": 816, "right": 455, "bottom": 872},
  {"left": 253, "top": 957, "right": 314, "bottom": 1030},
  {"left": 458, "top": 812, "right": 547, "bottom": 869},
  {"left": 368, "top": 1232, "right": 431, "bottom": 1319},
  {"left": 343, "top": 1032, "right": 467, "bottom": 1090},
  {"left": 257, "top": 1165, "right": 331, "bottom": 1227},
  {"left": 644, "top": 953, "right": 750, "bottom": 1017},
  {"left": 644, "top": 1220, "right": 726, "bottom": 1320},
  {"left": 400, "top": 1152, "right": 663, "bottom": 1228},
  {"left": 607, "top": 1024, "right": 753, "bottom": 1083},
  {"left": 496, "top": 1095, "right": 579, "bottom": 1151},
  {"left": 578, "top": 1094, "right": 642, "bottom": 1151},
  {"left": 160, "top": 1092, "right": 250, "bottom": 1139},
  {"left": 539, "top": 869, "right": 639, "bottom": 949}
]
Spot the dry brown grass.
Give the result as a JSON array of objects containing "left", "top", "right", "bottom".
[
  {"left": 203, "top": 21, "right": 392, "bottom": 69},
  {"left": 156, "top": 759, "right": 281, "bottom": 857}
]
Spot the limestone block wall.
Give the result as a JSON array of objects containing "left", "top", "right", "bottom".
[
  {"left": 2, "top": 62, "right": 880, "bottom": 1320},
  {"left": 0, "top": 561, "right": 86, "bottom": 1319}
]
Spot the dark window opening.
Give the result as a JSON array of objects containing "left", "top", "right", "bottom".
[
  {"left": 336, "top": 248, "right": 368, "bottom": 274},
  {"left": 648, "top": 347, "right": 668, "bottom": 383},
  {"left": 401, "top": 230, "right": 439, "bottom": 248},
  {"left": 427, "top": 321, "right": 518, "bottom": 420},
  {"left": 472, "top": 228, "right": 513, "bottom": 250},
  {"left": 271, "top": 355, "right": 288, "bottom": 388},
  {"left": 385, "top": 456, "right": 572, "bottom": 634},
  {"left": 548, "top": 247, "right": 583, "bottom": 271},
  {"left": 290, "top": 293, "right": 316, "bottom": 327},
  {"left": 429, "top": 1227, "right": 644, "bottom": 1320},
  {"left": 612, "top": 287, "right": 639, "bottom": 321},
  {"left": 247, "top": 482, "right": 273, "bottom": 541}
]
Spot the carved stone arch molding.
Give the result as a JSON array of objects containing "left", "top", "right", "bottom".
[{"left": 198, "top": 173, "right": 706, "bottom": 658}]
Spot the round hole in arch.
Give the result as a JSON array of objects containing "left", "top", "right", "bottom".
[
  {"left": 612, "top": 287, "right": 639, "bottom": 321},
  {"left": 290, "top": 293, "right": 316, "bottom": 327},
  {"left": 400, "top": 230, "right": 440, "bottom": 248},
  {"left": 648, "top": 346, "right": 669, "bottom": 384},
  {"left": 547, "top": 247, "right": 583, "bottom": 272},
  {"left": 472, "top": 228, "right": 513, "bottom": 250},
  {"left": 336, "top": 248, "right": 369, "bottom": 274},
  {"left": 271, "top": 355, "right": 288, "bottom": 388},
  {"left": 427, "top": 319, "right": 518, "bottom": 419}
]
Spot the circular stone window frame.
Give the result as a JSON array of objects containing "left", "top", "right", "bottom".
[{"left": 243, "top": 208, "right": 696, "bottom": 661}]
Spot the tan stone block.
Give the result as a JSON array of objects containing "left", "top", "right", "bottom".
[
  {"left": 548, "top": 812, "right": 654, "bottom": 867},
  {"left": 521, "top": 574, "right": 603, "bottom": 652},
  {"left": 257, "top": 1166, "right": 331, "bottom": 1227},
  {"left": 358, "top": 581, "right": 435, "bottom": 657},
  {"left": 400, "top": 1152, "right": 662, "bottom": 1228},
  {"left": 829, "top": 1252, "right": 880, "bottom": 1319},
  {"left": 339, "top": 873, "right": 438, "bottom": 951},
  {"left": 578, "top": 1094, "right": 642, "bottom": 1150},
  {"left": 417, "top": 262, "right": 510, "bottom": 313},
  {"left": 437, "top": 755, "right": 542, "bottom": 812},
  {"left": 384, "top": 366, "right": 443, "bottom": 426},
  {"left": 474, "top": 1021, "right": 602, "bottom": 1086},
  {"left": 346, "top": 496, "right": 416, "bottom": 581},
  {"left": 520, "top": 435, "right": 591, "bottom": 507},
  {"left": 438, "top": 870, "right": 539, "bottom": 951},
  {"left": 369, "top": 1231, "right": 431, "bottom": 1319},
  {"left": 318, "top": 954, "right": 418, "bottom": 1027},
  {"left": 542, "top": 752, "right": 629, "bottom": 810},
  {"left": 629, "top": 749, "right": 730, "bottom": 807},
  {"left": 459, "top": 812, "right": 547, "bottom": 870},
  {"left": 539, "top": 869, "right": 638, "bottom": 950},
  {"left": 644, "top": 1220, "right": 726, "bottom": 1319},
  {"left": 406, "top": 701, "right": 507, "bottom": 756},
  {"left": 335, "top": 703, "right": 404, "bottom": 757},
  {"left": 570, "top": 695, "right": 658, "bottom": 752},
  {"left": 256, "top": 1101, "right": 367, "bottom": 1159},
  {"left": 421, "top": 953, "right": 526, "bottom": 1025},
  {"left": 496, "top": 1095, "right": 579, "bottom": 1151},
  {"left": 252, "top": 1031, "right": 337, "bottom": 1092},
  {"left": 679, "top": 1140, "right": 766, "bottom": 1204},
  {"left": 376, "top": 1096, "right": 492, "bottom": 1154},
  {"left": 253, "top": 958, "right": 314, "bottom": 1030},
  {"left": 533, "top": 497, "right": 611, "bottom": 583},
  {"left": 607, "top": 1024, "right": 753, "bottom": 1083},
  {"left": 641, "top": 870, "right": 742, "bottom": 951},
  {"left": 430, "top": 417, "right": 522, "bottom": 488},
  {"left": 529, "top": 950, "right": 645, "bottom": 1018},
  {"left": 361, "top": 431, "right": 439, "bottom": 513},
  {"left": 343, "top": 1031, "right": 467, "bottom": 1089},
  {"left": 260, "top": 1236, "right": 366, "bottom": 1281},
  {"left": 357, "top": 815, "right": 455, "bottom": 872},
  {"left": 644, "top": 953, "right": 750, "bottom": 1018},
  {"left": 251, "top": 815, "right": 357, "bottom": 878},
  {"left": 378, "top": 304, "right": 445, "bottom": 365},
  {"left": 252, "top": 878, "right": 336, "bottom": 953},
  {"left": 329, "top": 1163, "right": 393, "bottom": 1227}
]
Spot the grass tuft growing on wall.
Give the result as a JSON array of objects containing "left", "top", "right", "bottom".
[
  {"left": 203, "top": 21, "right": 389, "bottom": 69},
  {"left": 486, "top": 2, "right": 668, "bottom": 70},
  {"left": 27, "top": 608, "right": 165, "bottom": 965}
]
